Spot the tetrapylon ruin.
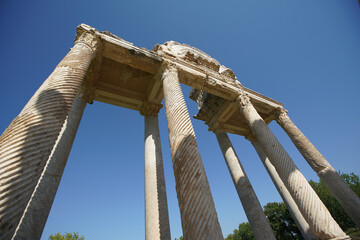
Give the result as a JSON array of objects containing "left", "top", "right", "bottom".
[{"left": 1, "top": 24, "right": 359, "bottom": 240}]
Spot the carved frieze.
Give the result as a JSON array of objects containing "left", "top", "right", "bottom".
[{"left": 154, "top": 41, "right": 237, "bottom": 81}]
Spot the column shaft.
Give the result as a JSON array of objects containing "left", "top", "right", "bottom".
[
  {"left": 276, "top": 108, "right": 360, "bottom": 228},
  {"left": 144, "top": 116, "right": 171, "bottom": 240},
  {"left": 0, "top": 30, "right": 99, "bottom": 239},
  {"left": 162, "top": 66, "right": 223, "bottom": 240},
  {"left": 215, "top": 132, "right": 276, "bottom": 240},
  {"left": 251, "top": 140, "right": 317, "bottom": 240},
  {"left": 237, "top": 93, "right": 347, "bottom": 240},
  {"left": 13, "top": 97, "right": 86, "bottom": 239}
]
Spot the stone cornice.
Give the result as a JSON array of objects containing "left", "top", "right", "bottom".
[{"left": 77, "top": 24, "right": 283, "bottom": 113}]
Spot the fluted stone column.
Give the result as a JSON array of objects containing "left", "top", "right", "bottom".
[
  {"left": 215, "top": 130, "right": 276, "bottom": 240},
  {"left": 237, "top": 92, "right": 347, "bottom": 240},
  {"left": 141, "top": 102, "right": 171, "bottom": 240},
  {"left": 0, "top": 29, "right": 99, "bottom": 240},
  {"left": 162, "top": 66, "right": 223, "bottom": 240},
  {"left": 275, "top": 107, "right": 360, "bottom": 228},
  {"left": 248, "top": 136, "right": 317, "bottom": 240}
]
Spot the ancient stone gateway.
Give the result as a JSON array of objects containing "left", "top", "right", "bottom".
[{"left": 0, "top": 24, "right": 359, "bottom": 240}]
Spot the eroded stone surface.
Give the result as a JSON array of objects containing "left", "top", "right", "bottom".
[
  {"left": 216, "top": 131, "right": 276, "bottom": 240},
  {"left": 162, "top": 66, "right": 223, "bottom": 240},
  {"left": 237, "top": 93, "right": 347, "bottom": 240}
]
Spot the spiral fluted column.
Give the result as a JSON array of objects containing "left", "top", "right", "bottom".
[
  {"left": 162, "top": 66, "right": 223, "bottom": 240},
  {"left": 237, "top": 92, "right": 347, "bottom": 240},
  {"left": 248, "top": 136, "right": 317, "bottom": 240},
  {"left": 142, "top": 102, "right": 171, "bottom": 240},
  {"left": 275, "top": 107, "right": 360, "bottom": 228},
  {"left": 0, "top": 29, "right": 99, "bottom": 240},
  {"left": 215, "top": 131, "right": 275, "bottom": 240}
]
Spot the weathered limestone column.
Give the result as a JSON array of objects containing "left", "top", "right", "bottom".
[
  {"left": 247, "top": 135, "right": 317, "bottom": 240},
  {"left": 141, "top": 102, "right": 171, "bottom": 240},
  {"left": 0, "top": 28, "right": 99, "bottom": 240},
  {"left": 162, "top": 66, "right": 223, "bottom": 240},
  {"left": 275, "top": 107, "right": 360, "bottom": 228},
  {"left": 237, "top": 91, "right": 347, "bottom": 240},
  {"left": 215, "top": 130, "right": 276, "bottom": 240}
]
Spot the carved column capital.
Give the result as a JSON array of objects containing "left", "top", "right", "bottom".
[
  {"left": 211, "top": 122, "right": 226, "bottom": 134},
  {"left": 161, "top": 62, "right": 178, "bottom": 77},
  {"left": 236, "top": 91, "right": 252, "bottom": 109},
  {"left": 75, "top": 29, "right": 101, "bottom": 53},
  {"left": 274, "top": 107, "right": 289, "bottom": 123},
  {"left": 140, "top": 101, "right": 163, "bottom": 117}
]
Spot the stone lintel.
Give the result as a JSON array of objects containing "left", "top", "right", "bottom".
[
  {"left": 189, "top": 88, "right": 283, "bottom": 136},
  {"left": 76, "top": 24, "right": 283, "bottom": 127}
]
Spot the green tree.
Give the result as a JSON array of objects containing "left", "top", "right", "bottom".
[
  {"left": 48, "top": 232, "right": 85, "bottom": 240},
  {"left": 309, "top": 172, "right": 360, "bottom": 231},
  {"left": 225, "top": 172, "right": 360, "bottom": 240},
  {"left": 225, "top": 222, "right": 254, "bottom": 240},
  {"left": 174, "top": 237, "right": 183, "bottom": 240},
  {"left": 341, "top": 172, "right": 360, "bottom": 196},
  {"left": 264, "top": 202, "right": 302, "bottom": 240}
]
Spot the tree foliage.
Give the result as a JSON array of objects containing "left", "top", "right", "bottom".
[
  {"left": 225, "top": 222, "right": 254, "bottom": 240},
  {"left": 226, "top": 172, "right": 359, "bottom": 239},
  {"left": 309, "top": 172, "right": 360, "bottom": 231},
  {"left": 264, "top": 202, "right": 302, "bottom": 240},
  {"left": 48, "top": 232, "right": 85, "bottom": 240}
]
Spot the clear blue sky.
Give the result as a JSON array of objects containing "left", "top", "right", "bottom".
[{"left": 1, "top": 1, "right": 359, "bottom": 239}]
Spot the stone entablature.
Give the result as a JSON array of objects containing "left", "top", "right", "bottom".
[
  {"left": 77, "top": 24, "right": 280, "bottom": 110},
  {"left": 77, "top": 24, "right": 282, "bottom": 136}
]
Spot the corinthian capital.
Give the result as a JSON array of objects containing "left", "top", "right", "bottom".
[
  {"left": 236, "top": 91, "right": 251, "bottom": 109},
  {"left": 75, "top": 28, "right": 100, "bottom": 52},
  {"left": 140, "top": 101, "right": 163, "bottom": 117},
  {"left": 274, "top": 107, "right": 289, "bottom": 123}
]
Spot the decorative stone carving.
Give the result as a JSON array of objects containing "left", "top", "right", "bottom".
[
  {"left": 237, "top": 91, "right": 251, "bottom": 108},
  {"left": 274, "top": 106, "right": 360, "bottom": 228},
  {"left": 219, "top": 65, "right": 236, "bottom": 79},
  {"left": 249, "top": 139, "right": 318, "bottom": 240},
  {"left": 75, "top": 26, "right": 100, "bottom": 52},
  {"left": 154, "top": 41, "right": 236, "bottom": 81},
  {"left": 238, "top": 99, "right": 347, "bottom": 239},
  {"left": 154, "top": 41, "right": 220, "bottom": 71},
  {"left": 274, "top": 107, "right": 289, "bottom": 123},
  {"left": 161, "top": 66, "right": 224, "bottom": 239},
  {"left": 140, "top": 101, "right": 163, "bottom": 117},
  {"left": 5, "top": 32, "right": 99, "bottom": 239}
]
